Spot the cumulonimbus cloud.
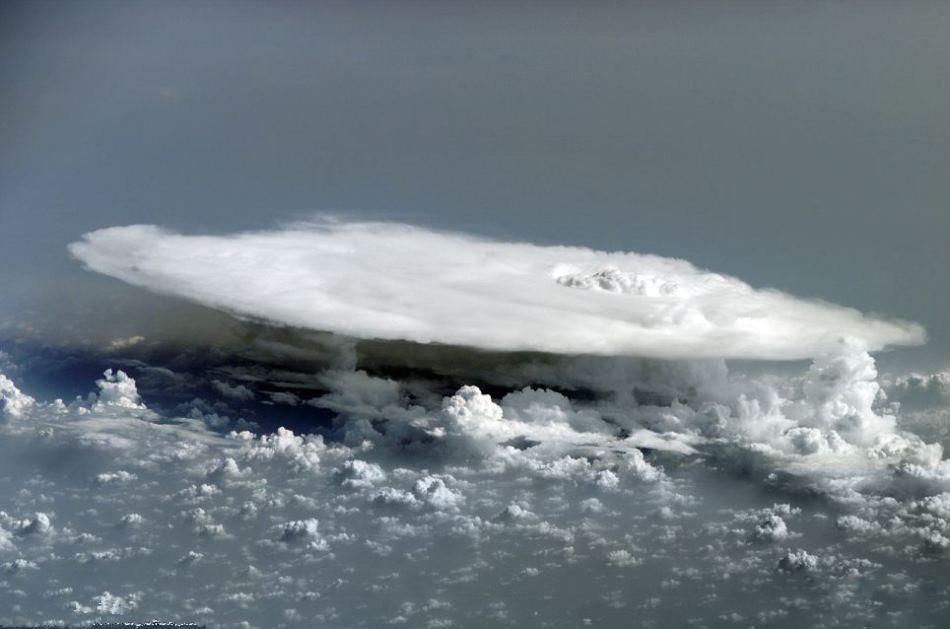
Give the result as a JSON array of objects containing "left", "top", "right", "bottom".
[{"left": 68, "top": 221, "right": 924, "bottom": 360}]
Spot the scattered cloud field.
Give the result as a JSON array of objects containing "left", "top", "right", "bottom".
[{"left": 2, "top": 338, "right": 949, "bottom": 627}]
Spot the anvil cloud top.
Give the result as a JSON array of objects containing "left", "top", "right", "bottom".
[{"left": 70, "top": 221, "right": 924, "bottom": 360}]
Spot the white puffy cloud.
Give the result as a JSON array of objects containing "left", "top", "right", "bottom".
[
  {"left": 3, "top": 558, "right": 39, "bottom": 573},
  {"left": 300, "top": 342, "right": 950, "bottom": 514},
  {"left": 785, "top": 348, "right": 894, "bottom": 444},
  {"left": 336, "top": 459, "right": 387, "bottom": 489},
  {"left": 753, "top": 513, "right": 790, "bottom": 542},
  {"left": 234, "top": 426, "right": 326, "bottom": 473},
  {"left": 118, "top": 513, "right": 144, "bottom": 527},
  {"left": 885, "top": 369, "right": 950, "bottom": 406},
  {"left": 275, "top": 518, "right": 328, "bottom": 550},
  {"left": 0, "top": 374, "right": 35, "bottom": 421},
  {"left": 90, "top": 591, "right": 141, "bottom": 615},
  {"left": 68, "top": 221, "right": 924, "bottom": 360},
  {"left": 776, "top": 549, "right": 818, "bottom": 572},
  {"left": 606, "top": 549, "right": 641, "bottom": 568},
  {"left": 7, "top": 512, "right": 53, "bottom": 537},
  {"left": 411, "top": 476, "right": 464, "bottom": 511},
  {"left": 93, "top": 369, "right": 145, "bottom": 410},
  {"left": 95, "top": 471, "right": 138, "bottom": 485},
  {"left": 881, "top": 369, "right": 950, "bottom": 450},
  {"left": 1, "top": 346, "right": 949, "bottom": 627}
]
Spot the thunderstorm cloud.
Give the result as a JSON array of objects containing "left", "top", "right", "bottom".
[{"left": 69, "top": 221, "right": 924, "bottom": 361}]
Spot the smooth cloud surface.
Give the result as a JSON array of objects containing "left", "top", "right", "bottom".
[{"left": 69, "top": 222, "right": 924, "bottom": 360}]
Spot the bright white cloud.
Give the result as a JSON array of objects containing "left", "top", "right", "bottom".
[
  {"left": 93, "top": 369, "right": 145, "bottom": 410},
  {"left": 68, "top": 221, "right": 924, "bottom": 360},
  {"left": 0, "top": 374, "right": 35, "bottom": 421}
]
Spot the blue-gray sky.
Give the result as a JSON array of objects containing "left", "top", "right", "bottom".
[{"left": 1, "top": 0, "right": 948, "bottom": 366}]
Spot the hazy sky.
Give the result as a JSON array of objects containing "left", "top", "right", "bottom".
[{"left": 1, "top": 0, "right": 948, "bottom": 365}]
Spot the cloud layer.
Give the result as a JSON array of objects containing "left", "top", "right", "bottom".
[
  {"left": 2, "top": 355, "right": 950, "bottom": 626},
  {"left": 69, "top": 221, "right": 924, "bottom": 360}
]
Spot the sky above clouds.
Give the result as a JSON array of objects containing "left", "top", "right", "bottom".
[{"left": 1, "top": 0, "right": 949, "bottom": 367}]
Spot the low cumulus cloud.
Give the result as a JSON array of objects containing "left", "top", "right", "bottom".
[
  {"left": 2, "top": 357, "right": 950, "bottom": 626},
  {"left": 68, "top": 221, "right": 924, "bottom": 360}
]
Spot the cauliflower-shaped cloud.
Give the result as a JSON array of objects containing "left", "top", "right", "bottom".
[
  {"left": 1, "top": 374, "right": 35, "bottom": 421},
  {"left": 93, "top": 369, "right": 145, "bottom": 410}
]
